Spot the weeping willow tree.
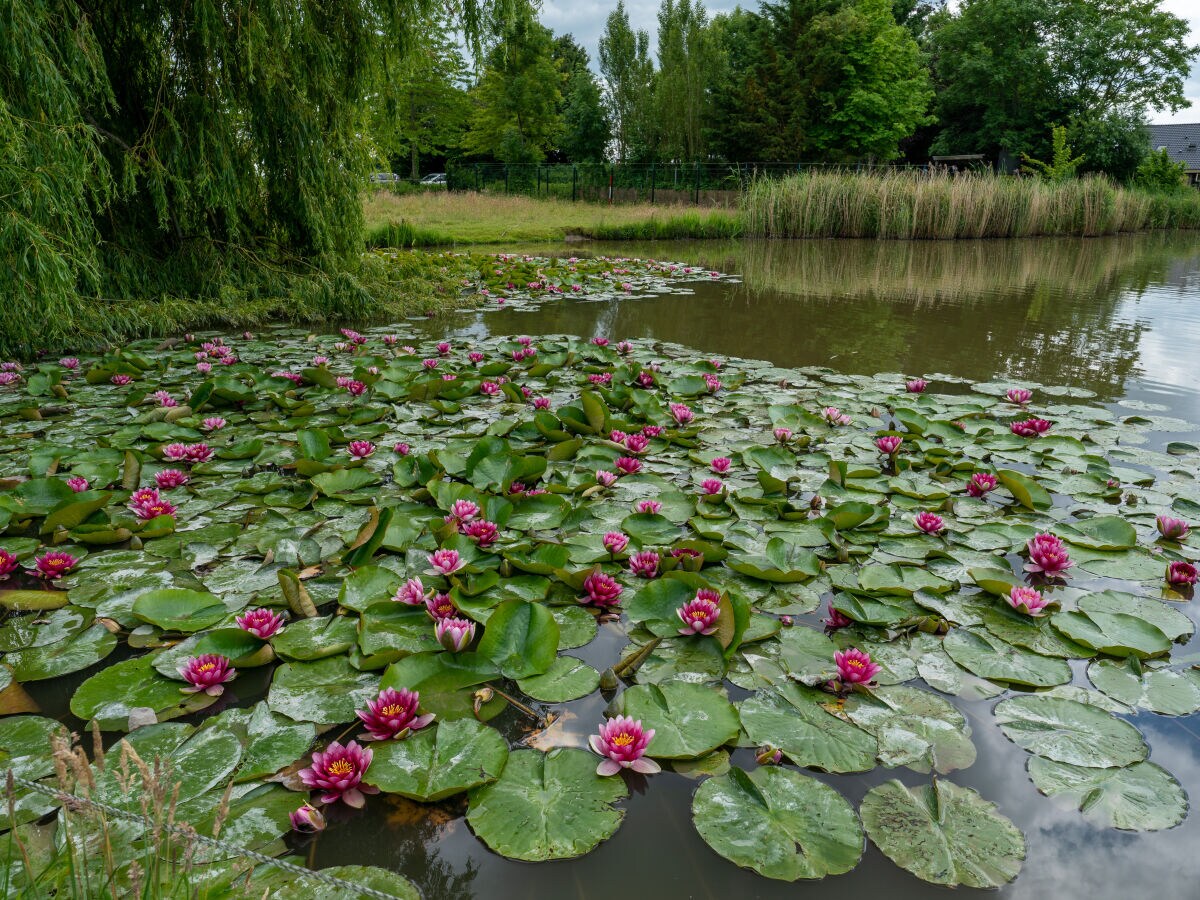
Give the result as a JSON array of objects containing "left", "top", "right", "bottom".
[{"left": 0, "top": 0, "right": 526, "bottom": 356}]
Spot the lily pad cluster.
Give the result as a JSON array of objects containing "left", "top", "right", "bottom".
[{"left": 1, "top": 299, "right": 1198, "bottom": 890}]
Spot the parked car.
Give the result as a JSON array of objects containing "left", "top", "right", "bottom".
[
  {"left": 420, "top": 173, "right": 447, "bottom": 185},
  {"left": 368, "top": 172, "right": 399, "bottom": 183}
]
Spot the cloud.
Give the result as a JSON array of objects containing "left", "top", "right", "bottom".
[{"left": 1151, "top": 0, "right": 1200, "bottom": 124}]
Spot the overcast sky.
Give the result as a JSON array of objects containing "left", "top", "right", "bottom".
[{"left": 538, "top": 0, "right": 1200, "bottom": 125}]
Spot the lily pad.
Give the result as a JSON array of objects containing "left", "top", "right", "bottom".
[
  {"left": 612, "top": 682, "right": 740, "bottom": 759},
  {"left": 738, "top": 683, "right": 877, "bottom": 773},
  {"left": 943, "top": 627, "right": 1071, "bottom": 687},
  {"left": 516, "top": 656, "right": 600, "bottom": 702},
  {"left": 267, "top": 655, "right": 379, "bottom": 725},
  {"left": 369, "top": 717, "right": 509, "bottom": 801},
  {"left": 132, "top": 588, "right": 229, "bottom": 632},
  {"left": 993, "top": 695, "right": 1147, "bottom": 767},
  {"left": 1027, "top": 757, "right": 1187, "bottom": 831}
]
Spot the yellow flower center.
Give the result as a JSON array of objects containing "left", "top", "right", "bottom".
[
  {"left": 197, "top": 663, "right": 215, "bottom": 672},
  {"left": 690, "top": 610, "right": 709, "bottom": 620},
  {"left": 846, "top": 659, "right": 864, "bottom": 669},
  {"left": 611, "top": 732, "right": 634, "bottom": 747},
  {"left": 327, "top": 760, "right": 354, "bottom": 776},
  {"left": 380, "top": 704, "right": 404, "bottom": 717}
]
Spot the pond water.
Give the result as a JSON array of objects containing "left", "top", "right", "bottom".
[{"left": 309, "top": 234, "right": 1200, "bottom": 898}]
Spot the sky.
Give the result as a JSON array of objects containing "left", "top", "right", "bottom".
[{"left": 537, "top": 0, "right": 1200, "bottom": 125}]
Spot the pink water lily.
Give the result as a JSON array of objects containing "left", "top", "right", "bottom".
[
  {"left": 1006, "top": 388, "right": 1033, "bottom": 405},
  {"left": 300, "top": 740, "right": 378, "bottom": 807},
  {"left": 394, "top": 442, "right": 410, "bottom": 456},
  {"left": 914, "top": 512, "right": 945, "bottom": 534},
  {"left": 822, "top": 407, "right": 851, "bottom": 426},
  {"left": 1011, "top": 418, "right": 1053, "bottom": 438},
  {"left": 581, "top": 571, "right": 623, "bottom": 608},
  {"left": 184, "top": 443, "right": 212, "bottom": 463},
  {"left": 155, "top": 469, "right": 189, "bottom": 489},
  {"left": 1167, "top": 561, "right": 1197, "bottom": 586},
  {"left": 603, "top": 532, "right": 629, "bottom": 555},
  {"left": 615, "top": 456, "right": 641, "bottom": 476},
  {"left": 464, "top": 519, "right": 498, "bottom": 548},
  {"left": 628, "top": 551, "right": 660, "bottom": 579},
  {"left": 533, "top": 397, "right": 551, "bottom": 409},
  {"left": 610, "top": 430, "right": 628, "bottom": 444},
  {"left": 34, "top": 551, "right": 77, "bottom": 580},
  {"left": 110, "top": 374, "right": 132, "bottom": 385},
  {"left": 591, "top": 337, "right": 609, "bottom": 348},
  {"left": 356, "top": 688, "right": 434, "bottom": 742},
  {"left": 590, "top": 716, "right": 659, "bottom": 776},
  {"left": 596, "top": 470, "right": 618, "bottom": 487},
  {"left": 480, "top": 381, "right": 500, "bottom": 396},
  {"left": 677, "top": 591, "right": 721, "bottom": 635},
  {"left": 437, "top": 342, "right": 452, "bottom": 355},
  {"left": 67, "top": 476, "right": 90, "bottom": 493},
  {"left": 1008, "top": 586, "right": 1050, "bottom": 615},
  {"left": 347, "top": 441, "right": 376, "bottom": 459},
  {"left": 1024, "top": 533, "right": 1073, "bottom": 577},
  {"left": 642, "top": 425, "right": 663, "bottom": 438},
  {"left": 289, "top": 803, "right": 326, "bottom": 833},
  {"left": 1157, "top": 516, "right": 1190, "bottom": 541},
  {"left": 162, "top": 443, "right": 188, "bottom": 461},
  {"left": 428, "top": 549, "right": 464, "bottom": 575},
  {"left": 823, "top": 606, "right": 853, "bottom": 629},
  {"left": 59, "top": 357, "right": 80, "bottom": 370},
  {"left": 468, "top": 351, "right": 485, "bottom": 364},
  {"left": 710, "top": 457, "right": 731, "bottom": 474},
  {"left": 345, "top": 380, "right": 367, "bottom": 396},
  {"left": 703, "top": 374, "right": 721, "bottom": 392},
  {"left": 178, "top": 654, "right": 235, "bottom": 696},
  {"left": 392, "top": 577, "right": 428, "bottom": 606},
  {"left": 0, "top": 550, "right": 19, "bottom": 579},
  {"left": 625, "top": 433, "right": 649, "bottom": 454},
  {"left": 129, "top": 490, "right": 177, "bottom": 521},
  {"left": 905, "top": 378, "right": 928, "bottom": 393},
  {"left": 669, "top": 403, "right": 694, "bottom": 425},
  {"left": 875, "top": 435, "right": 902, "bottom": 455},
  {"left": 967, "top": 472, "right": 998, "bottom": 497},
  {"left": 435, "top": 617, "right": 476, "bottom": 652},
  {"left": 616, "top": 340, "right": 633, "bottom": 354},
  {"left": 236, "top": 608, "right": 285, "bottom": 638},
  {"left": 445, "top": 499, "right": 479, "bottom": 525},
  {"left": 774, "top": 427, "right": 792, "bottom": 443},
  {"left": 637, "top": 499, "right": 662, "bottom": 514},
  {"left": 425, "top": 593, "right": 457, "bottom": 619},
  {"left": 834, "top": 648, "right": 880, "bottom": 685}
]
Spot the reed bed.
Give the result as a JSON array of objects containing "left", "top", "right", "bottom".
[{"left": 742, "top": 171, "right": 1200, "bottom": 239}]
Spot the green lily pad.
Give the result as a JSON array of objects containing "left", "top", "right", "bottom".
[
  {"left": 132, "top": 588, "right": 229, "bottom": 632},
  {"left": 8, "top": 622, "right": 117, "bottom": 681},
  {"left": 943, "top": 627, "right": 1071, "bottom": 687},
  {"left": 692, "top": 766, "right": 862, "bottom": 881},
  {"left": 739, "top": 683, "right": 877, "bottom": 773},
  {"left": 993, "top": 695, "right": 1147, "bottom": 767},
  {"left": 267, "top": 655, "right": 379, "bottom": 725},
  {"left": 516, "top": 656, "right": 599, "bottom": 702},
  {"left": 71, "top": 653, "right": 218, "bottom": 729},
  {"left": 840, "top": 684, "right": 976, "bottom": 774},
  {"left": 612, "top": 682, "right": 740, "bottom": 759},
  {"left": 369, "top": 717, "right": 509, "bottom": 801},
  {"left": 476, "top": 597, "right": 559, "bottom": 679},
  {"left": 1027, "top": 757, "right": 1187, "bottom": 831},
  {"left": 1087, "top": 658, "right": 1200, "bottom": 715}
]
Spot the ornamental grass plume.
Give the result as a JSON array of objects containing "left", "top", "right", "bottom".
[{"left": 590, "top": 716, "right": 659, "bottom": 776}]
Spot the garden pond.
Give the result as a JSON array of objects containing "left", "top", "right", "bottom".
[{"left": 2, "top": 233, "right": 1200, "bottom": 898}]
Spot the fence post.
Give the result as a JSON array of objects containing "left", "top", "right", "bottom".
[
  {"left": 475, "top": 164, "right": 481, "bottom": 192},
  {"left": 608, "top": 165, "right": 613, "bottom": 205},
  {"left": 572, "top": 166, "right": 578, "bottom": 202},
  {"left": 504, "top": 166, "right": 509, "bottom": 194},
  {"left": 693, "top": 163, "right": 701, "bottom": 204},
  {"left": 650, "top": 163, "right": 655, "bottom": 204}
]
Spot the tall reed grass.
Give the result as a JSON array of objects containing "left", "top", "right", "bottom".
[{"left": 742, "top": 171, "right": 1200, "bottom": 239}]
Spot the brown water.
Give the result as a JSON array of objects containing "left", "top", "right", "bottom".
[{"left": 311, "top": 234, "right": 1200, "bottom": 899}]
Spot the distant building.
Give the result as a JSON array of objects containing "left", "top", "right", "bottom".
[{"left": 1148, "top": 124, "right": 1200, "bottom": 187}]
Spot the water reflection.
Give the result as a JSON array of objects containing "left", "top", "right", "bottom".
[{"left": 333, "top": 234, "right": 1200, "bottom": 898}]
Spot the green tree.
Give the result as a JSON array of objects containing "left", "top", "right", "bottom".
[
  {"left": 551, "top": 35, "right": 611, "bottom": 163},
  {"left": 1, "top": 0, "right": 527, "bottom": 356},
  {"left": 655, "top": 0, "right": 717, "bottom": 163},
  {"left": 1135, "top": 147, "right": 1187, "bottom": 193},
  {"left": 707, "top": 9, "right": 777, "bottom": 162},
  {"left": 1021, "top": 126, "right": 1085, "bottom": 180},
  {"left": 599, "top": 1, "right": 657, "bottom": 162},
  {"left": 465, "top": 18, "right": 564, "bottom": 164},
  {"left": 370, "top": 14, "right": 472, "bottom": 179}
]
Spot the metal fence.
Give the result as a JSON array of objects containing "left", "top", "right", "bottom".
[{"left": 445, "top": 162, "right": 928, "bottom": 205}]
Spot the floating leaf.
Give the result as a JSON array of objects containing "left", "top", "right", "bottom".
[
  {"left": 613, "top": 682, "right": 739, "bottom": 759},
  {"left": 739, "top": 683, "right": 877, "bottom": 773},
  {"left": 516, "top": 656, "right": 599, "bottom": 702},
  {"left": 943, "top": 627, "right": 1071, "bottom": 687},
  {"left": 132, "top": 589, "right": 229, "bottom": 632},
  {"left": 1027, "top": 757, "right": 1187, "bottom": 831},
  {"left": 267, "top": 656, "right": 379, "bottom": 725},
  {"left": 994, "top": 695, "right": 1147, "bottom": 767},
  {"left": 369, "top": 718, "right": 509, "bottom": 801},
  {"left": 476, "top": 598, "right": 559, "bottom": 679}
]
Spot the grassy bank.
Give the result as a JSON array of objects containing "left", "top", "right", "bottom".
[
  {"left": 743, "top": 171, "right": 1200, "bottom": 239},
  {"left": 363, "top": 192, "right": 741, "bottom": 247}
]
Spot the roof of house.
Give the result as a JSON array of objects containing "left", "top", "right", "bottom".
[{"left": 1148, "top": 124, "right": 1200, "bottom": 171}]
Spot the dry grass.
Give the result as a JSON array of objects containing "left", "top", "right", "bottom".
[{"left": 363, "top": 191, "right": 740, "bottom": 246}]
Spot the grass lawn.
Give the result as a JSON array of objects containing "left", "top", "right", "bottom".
[{"left": 363, "top": 190, "right": 741, "bottom": 246}]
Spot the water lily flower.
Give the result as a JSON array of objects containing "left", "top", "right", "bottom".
[
  {"left": 875, "top": 435, "right": 903, "bottom": 455},
  {"left": 822, "top": 406, "right": 852, "bottom": 426},
  {"left": 446, "top": 500, "right": 479, "bottom": 525},
  {"left": 774, "top": 427, "right": 792, "bottom": 443},
  {"left": 422, "top": 358, "right": 439, "bottom": 370},
  {"left": 425, "top": 593, "right": 457, "bottom": 619},
  {"left": 590, "top": 716, "right": 659, "bottom": 776},
  {"left": 356, "top": 688, "right": 434, "bottom": 743},
  {"left": 0, "top": 372, "right": 19, "bottom": 386},
  {"left": 196, "top": 362, "right": 212, "bottom": 373},
  {"left": 464, "top": 519, "right": 498, "bottom": 547},
  {"left": 34, "top": 551, "right": 78, "bottom": 580},
  {"left": 592, "top": 337, "right": 610, "bottom": 348},
  {"left": 637, "top": 500, "right": 662, "bottom": 514},
  {"left": 299, "top": 740, "right": 378, "bottom": 807},
  {"left": 533, "top": 397, "right": 551, "bottom": 410},
  {"left": 67, "top": 476, "right": 90, "bottom": 493},
  {"left": 967, "top": 472, "right": 998, "bottom": 497},
  {"left": 480, "top": 381, "right": 500, "bottom": 396},
  {"left": 642, "top": 425, "right": 664, "bottom": 438},
  {"left": 615, "top": 457, "right": 641, "bottom": 476},
  {"left": 756, "top": 746, "right": 784, "bottom": 765},
  {"left": 701, "top": 479, "right": 724, "bottom": 496},
  {"left": 1024, "top": 533, "right": 1073, "bottom": 577},
  {"left": 60, "top": 357, "right": 80, "bottom": 370},
  {"left": 581, "top": 571, "right": 623, "bottom": 608},
  {"left": 834, "top": 648, "right": 880, "bottom": 685},
  {"left": 906, "top": 378, "right": 928, "bottom": 393},
  {"left": 677, "top": 591, "right": 720, "bottom": 635},
  {"left": 345, "top": 380, "right": 367, "bottom": 396},
  {"left": 437, "top": 342, "right": 451, "bottom": 355},
  {"left": 595, "top": 470, "right": 617, "bottom": 487},
  {"left": 1011, "top": 418, "right": 1053, "bottom": 438},
  {"left": 0, "top": 550, "right": 19, "bottom": 579},
  {"left": 347, "top": 441, "right": 376, "bottom": 459},
  {"left": 625, "top": 434, "right": 649, "bottom": 454},
  {"left": 428, "top": 549, "right": 464, "bottom": 575},
  {"left": 588, "top": 373, "right": 613, "bottom": 386},
  {"left": 1157, "top": 516, "right": 1190, "bottom": 541},
  {"left": 129, "top": 487, "right": 159, "bottom": 506},
  {"left": 236, "top": 608, "right": 285, "bottom": 638},
  {"left": 160, "top": 445, "right": 187, "bottom": 465},
  {"left": 823, "top": 605, "right": 853, "bottom": 629},
  {"left": 394, "top": 442, "right": 410, "bottom": 456},
  {"left": 1008, "top": 586, "right": 1050, "bottom": 615},
  {"left": 110, "top": 374, "right": 132, "bottom": 385},
  {"left": 153, "top": 390, "right": 177, "bottom": 407},
  {"left": 710, "top": 457, "right": 731, "bottom": 474},
  {"left": 914, "top": 512, "right": 946, "bottom": 534},
  {"left": 435, "top": 617, "right": 476, "bottom": 652},
  {"left": 155, "top": 469, "right": 189, "bottom": 489},
  {"left": 383, "top": 335, "right": 399, "bottom": 347},
  {"left": 1006, "top": 388, "right": 1033, "bottom": 405},
  {"left": 616, "top": 341, "right": 634, "bottom": 354},
  {"left": 178, "top": 654, "right": 235, "bottom": 696},
  {"left": 669, "top": 403, "right": 694, "bottom": 425},
  {"left": 392, "top": 577, "right": 428, "bottom": 606},
  {"left": 703, "top": 374, "right": 722, "bottom": 393},
  {"left": 1167, "top": 561, "right": 1198, "bottom": 586},
  {"left": 129, "top": 490, "right": 177, "bottom": 521},
  {"left": 289, "top": 803, "right": 326, "bottom": 833},
  {"left": 610, "top": 430, "right": 628, "bottom": 444},
  {"left": 312, "top": 355, "right": 330, "bottom": 366},
  {"left": 603, "top": 532, "right": 629, "bottom": 555},
  {"left": 636, "top": 371, "right": 656, "bottom": 388},
  {"left": 629, "top": 551, "right": 660, "bottom": 579},
  {"left": 336, "top": 376, "right": 354, "bottom": 389},
  {"left": 201, "top": 417, "right": 226, "bottom": 431}
]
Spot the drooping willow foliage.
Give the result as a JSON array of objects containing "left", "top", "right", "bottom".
[{"left": 0, "top": 0, "right": 529, "bottom": 356}]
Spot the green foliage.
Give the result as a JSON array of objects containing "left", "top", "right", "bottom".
[
  {"left": 599, "top": 1, "right": 657, "bottom": 162},
  {"left": 552, "top": 36, "right": 611, "bottom": 163},
  {"left": 1136, "top": 148, "right": 1188, "bottom": 194},
  {"left": 1021, "top": 126, "right": 1085, "bottom": 181},
  {"left": 655, "top": 0, "right": 718, "bottom": 164}
]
